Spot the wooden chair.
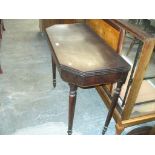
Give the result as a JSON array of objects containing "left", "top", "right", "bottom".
[
  {"left": 97, "top": 19, "right": 155, "bottom": 134},
  {"left": 126, "top": 19, "right": 152, "bottom": 56}
]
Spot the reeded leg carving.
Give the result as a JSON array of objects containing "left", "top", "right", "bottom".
[
  {"left": 2, "top": 22, "right": 5, "bottom": 31},
  {"left": 0, "top": 65, "right": 2, "bottom": 74},
  {"left": 67, "top": 84, "right": 77, "bottom": 135},
  {"left": 102, "top": 81, "right": 124, "bottom": 135},
  {"left": 52, "top": 56, "right": 56, "bottom": 88}
]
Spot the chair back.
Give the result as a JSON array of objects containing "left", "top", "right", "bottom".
[{"left": 86, "top": 19, "right": 125, "bottom": 53}]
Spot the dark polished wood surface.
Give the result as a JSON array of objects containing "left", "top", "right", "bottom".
[
  {"left": 46, "top": 21, "right": 130, "bottom": 134},
  {"left": 46, "top": 23, "right": 130, "bottom": 87}
]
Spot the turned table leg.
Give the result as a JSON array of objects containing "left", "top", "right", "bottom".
[
  {"left": 0, "top": 19, "right": 5, "bottom": 39},
  {"left": 67, "top": 84, "right": 77, "bottom": 135},
  {"left": 0, "top": 65, "right": 2, "bottom": 74},
  {"left": 102, "top": 81, "right": 123, "bottom": 135},
  {"left": 52, "top": 56, "right": 56, "bottom": 88},
  {"left": 2, "top": 22, "right": 5, "bottom": 31}
]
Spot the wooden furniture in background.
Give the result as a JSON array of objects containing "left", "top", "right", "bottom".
[
  {"left": 86, "top": 19, "right": 125, "bottom": 53},
  {"left": 96, "top": 19, "right": 155, "bottom": 134},
  {"left": 0, "top": 19, "right": 5, "bottom": 74},
  {"left": 39, "top": 19, "right": 84, "bottom": 32},
  {"left": 126, "top": 19, "right": 152, "bottom": 56},
  {"left": 0, "top": 19, "right": 5, "bottom": 39},
  {"left": 46, "top": 20, "right": 130, "bottom": 135},
  {"left": 86, "top": 19, "right": 126, "bottom": 92}
]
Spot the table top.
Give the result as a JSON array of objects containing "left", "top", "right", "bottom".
[{"left": 46, "top": 23, "right": 130, "bottom": 75}]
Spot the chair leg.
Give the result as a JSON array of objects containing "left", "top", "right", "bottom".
[
  {"left": 115, "top": 124, "right": 124, "bottom": 135},
  {"left": 52, "top": 56, "right": 56, "bottom": 88},
  {"left": 126, "top": 37, "right": 136, "bottom": 56},
  {"left": 67, "top": 84, "right": 77, "bottom": 135},
  {"left": 102, "top": 81, "right": 123, "bottom": 135},
  {"left": 2, "top": 21, "right": 5, "bottom": 31},
  {"left": 137, "top": 41, "right": 143, "bottom": 53}
]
